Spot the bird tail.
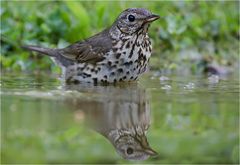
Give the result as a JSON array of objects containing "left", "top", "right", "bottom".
[{"left": 22, "top": 45, "right": 58, "bottom": 57}]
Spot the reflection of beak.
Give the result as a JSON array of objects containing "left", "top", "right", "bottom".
[
  {"left": 137, "top": 135, "right": 158, "bottom": 156},
  {"left": 145, "top": 14, "right": 160, "bottom": 22},
  {"left": 145, "top": 148, "right": 158, "bottom": 156}
]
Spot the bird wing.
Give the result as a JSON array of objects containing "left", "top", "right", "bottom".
[{"left": 59, "top": 29, "right": 112, "bottom": 64}]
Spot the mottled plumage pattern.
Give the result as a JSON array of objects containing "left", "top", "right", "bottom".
[{"left": 23, "top": 8, "right": 159, "bottom": 83}]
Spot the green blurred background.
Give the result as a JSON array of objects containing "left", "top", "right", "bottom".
[
  {"left": 1, "top": 1, "right": 239, "bottom": 164},
  {"left": 1, "top": 1, "right": 239, "bottom": 74}
]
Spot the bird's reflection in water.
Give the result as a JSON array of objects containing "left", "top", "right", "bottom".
[{"left": 63, "top": 83, "right": 157, "bottom": 160}]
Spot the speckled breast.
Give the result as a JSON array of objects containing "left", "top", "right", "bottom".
[{"left": 64, "top": 33, "right": 152, "bottom": 83}]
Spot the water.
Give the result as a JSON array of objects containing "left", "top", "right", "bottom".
[{"left": 1, "top": 72, "right": 239, "bottom": 164}]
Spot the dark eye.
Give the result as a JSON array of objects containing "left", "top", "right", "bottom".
[
  {"left": 128, "top": 15, "right": 135, "bottom": 22},
  {"left": 126, "top": 147, "right": 134, "bottom": 155}
]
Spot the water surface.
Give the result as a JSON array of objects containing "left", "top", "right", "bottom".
[{"left": 1, "top": 72, "right": 239, "bottom": 164}]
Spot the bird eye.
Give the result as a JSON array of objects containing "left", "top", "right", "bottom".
[
  {"left": 128, "top": 15, "right": 135, "bottom": 22},
  {"left": 126, "top": 147, "right": 134, "bottom": 155}
]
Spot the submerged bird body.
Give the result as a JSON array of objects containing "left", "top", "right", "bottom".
[{"left": 23, "top": 8, "right": 159, "bottom": 83}]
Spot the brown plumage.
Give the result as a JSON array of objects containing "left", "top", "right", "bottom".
[{"left": 22, "top": 29, "right": 112, "bottom": 65}]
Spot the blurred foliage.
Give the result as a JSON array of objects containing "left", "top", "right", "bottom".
[{"left": 0, "top": 1, "right": 239, "bottom": 73}]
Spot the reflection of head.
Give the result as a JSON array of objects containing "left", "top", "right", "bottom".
[
  {"left": 109, "top": 127, "right": 157, "bottom": 160},
  {"left": 65, "top": 84, "right": 157, "bottom": 160}
]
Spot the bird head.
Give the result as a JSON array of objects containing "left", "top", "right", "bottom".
[{"left": 114, "top": 8, "right": 160, "bottom": 35}]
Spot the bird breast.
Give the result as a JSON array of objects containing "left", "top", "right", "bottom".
[{"left": 106, "top": 33, "right": 152, "bottom": 73}]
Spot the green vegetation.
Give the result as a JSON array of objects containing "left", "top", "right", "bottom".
[{"left": 1, "top": 1, "right": 239, "bottom": 73}]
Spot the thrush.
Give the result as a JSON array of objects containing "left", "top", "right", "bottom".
[{"left": 23, "top": 8, "right": 159, "bottom": 83}]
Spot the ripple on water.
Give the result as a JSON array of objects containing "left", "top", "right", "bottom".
[
  {"left": 161, "top": 84, "right": 172, "bottom": 90},
  {"left": 183, "top": 82, "right": 195, "bottom": 90},
  {"left": 208, "top": 74, "right": 220, "bottom": 84}
]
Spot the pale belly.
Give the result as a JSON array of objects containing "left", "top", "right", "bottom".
[
  {"left": 63, "top": 59, "right": 148, "bottom": 83},
  {"left": 63, "top": 51, "right": 150, "bottom": 83}
]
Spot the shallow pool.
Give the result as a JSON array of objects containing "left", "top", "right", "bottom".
[{"left": 1, "top": 72, "right": 239, "bottom": 163}]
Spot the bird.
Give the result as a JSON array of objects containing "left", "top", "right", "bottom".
[
  {"left": 65, "top": 83, "right": 158, "bottom": 160},
  {"left": 23, "top": 8, "right": 159, "bottom": 84}
]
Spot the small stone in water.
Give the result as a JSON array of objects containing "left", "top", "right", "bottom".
[
  {"left": 208, "top": 74, "right": 219, "bottom": 84},
  {"left": 161, "top": 84, "right": 171, "bottom": 90}
]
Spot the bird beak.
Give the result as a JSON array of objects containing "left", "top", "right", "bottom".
[{"left": 145, "top": 14, "right": 160, "bottom": 22}]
